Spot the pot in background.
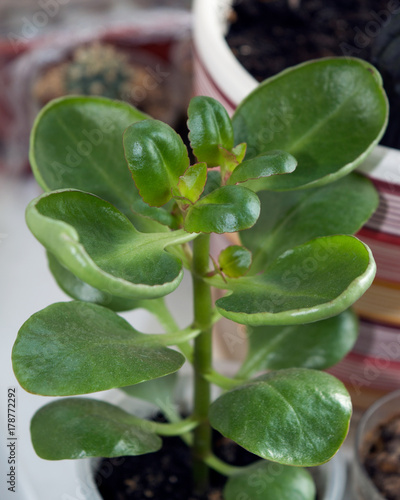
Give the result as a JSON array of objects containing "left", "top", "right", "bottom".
[
  {"left": 353, "top": 389, "right": 400, "bottom": 499},
  {"left": 0, "top": 6, "right": 192, "bottom": 174}
]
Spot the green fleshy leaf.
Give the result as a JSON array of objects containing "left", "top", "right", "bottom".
[
  {"left": 239, "top": 309, "right": 358, "bottom": 378},
  {"left": 188, "top": 96, "right": 234, "bottom": 167},
  {"left": 233, "top": 58, "right": 388, "bottom": 190},
  {"left": 224, "top": 461, "right": 316, "bottom": 500},
  {"left": 202, "top": 171, "right": 222, "bottom": 197},
  {"left": 177, "top": 163, "right": 207, "bottom": 204},
  {"left": 209, "top": 368, "right": 351, "bottom": 466},
  {"left": 47, "top": 252, "right": 157, "bottom": 312},
  {"left": 28, "top": 95, "right": 164, "bottom": 232},
  {"left": 12, "top": 301, "right": 185, "bottom": 396},
  {"left": 232, "top": 142, "right": 247, "bottom": 163},
  {"left": 122, "top": 373, "right": 178, "bottom": 414},
  {"left": 130, "top": 197, "right": 178, "bottom": 229},
  {"left": 123, "top": 119, "right": 190, "bottom": 207},
  {"left": 215, "top": 235, "right": 375, "bottom": 326},
  {"left": 218, "top": 246, "right": 252, "bottom": 278},
  {"left": 31, "top": 398, "right": 161, "bottom": 460},
  {"left": 26, "top": 190, "right": 196, "bottom": 300},
  {"left": 184, "top": 186, "right": 260, "bottom": 234},
  {"left": 228, "top": 150, "right": 297, "bottom": 186},
  {"left": 240, "top": 173, "right": 379, "bottom": 273}
]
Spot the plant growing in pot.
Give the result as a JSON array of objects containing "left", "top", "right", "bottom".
[{"left": 12, "top": 57, "right": 387, "bottom": 499}]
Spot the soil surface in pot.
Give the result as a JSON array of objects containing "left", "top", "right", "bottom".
[
  {"left": 226, "top": 0, "right": 391, "bottom": 81},
  {"left": 226, "top": 0, "right": 400, "bottom": 148},
  {"left": 95, "top": 418, "right": 257, "bottom": 500},
  {"left": 363, "top": 413, "right": 400, "bottom": 500}
]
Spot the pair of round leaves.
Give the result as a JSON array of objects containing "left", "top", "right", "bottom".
[{"left": 29, "top": 368, "right": 350, "bottom": 474}]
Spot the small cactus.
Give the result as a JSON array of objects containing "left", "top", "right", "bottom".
[
  {"left": 65, "top": 42, "right": 135, "bottom": 100},
  {"left": 33, "top": 42, "right": 138, "bottom": 104}
]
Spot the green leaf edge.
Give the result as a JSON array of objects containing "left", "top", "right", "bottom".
[
  {"left": 29, "top": 95, "right": 149, "bottom": 193},
  {"left": 26, "top": 189, "right": 197, "bottom": 299},
  {"left": 232, "top": 57, "right": 389, "bottom": 191},
  {"left": 216, "top": 236, "right": 376, "bottom": 326}
]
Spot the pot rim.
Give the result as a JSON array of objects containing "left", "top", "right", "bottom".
[
  {"left": 76, "top": 398, "right": 347, "bottom": 500},
  {"left": 77, "top": 451, "right": 347, "bottom": 500},
  {"left": 193, "top": 0, "right": 258, "bottom": 105},
  {"left": 193, "top": 0, "right": 400, "bottom": 185}
]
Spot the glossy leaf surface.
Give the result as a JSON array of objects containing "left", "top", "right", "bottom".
[
  {"left": 228, "top": 150, "right": 297, "bottom": 186},
  {"left": 184, "top": 186, "right": 260, "bottom": 234},
  {"left": 188, "top": 96, "right": 234, "bottom": 166},
  {"left": 240, "top": 309, "right": 358, "bottom": 377},
  {"left": 13, "top": 301, "right": 185, "bottom": 396},
  {"left": 209, "top": 368, "right": 351, "bottom": 466},
  {"left": 218, "top": 246, "right": 252, "bottom": 278},
  {"left": 202, "top": 171, "right": 221, "bottom": 197},
  {"left": 31, "top": 398, "right": 161, "bottom": 460},
  {"left": 123, "top": 119, "right": 190, "bottom": 206},
  {"left": 215, "top": 236, "right": 375, "bottom": 326},
  {"left": 224, "top": 461, "right": 315, "bottom": 500},
  {"left": 29, "top": 96, "right": 161, "bottom": 231},
  {"left": 233, "top": 58, "right": 388, "bottom": 190},
  {"left": 26, "top": 190, "right": 196, "bottom": 299},
  {"left": 177, "top": 163, "right": 207, "bottom": 204},
  {"left": 241, "top": 173, "right": 379, "bottom": 272},
  {"left": 47, "top": 252, "right": 157, "bottom": 312},
  {"left": 130, "top": 197, "right": 178, "bottom": 229}
]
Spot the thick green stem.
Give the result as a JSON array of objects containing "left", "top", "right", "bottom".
[{"left": 192, "top": 234, "right": 213, "bottom": 494}]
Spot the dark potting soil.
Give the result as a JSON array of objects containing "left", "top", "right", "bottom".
[
  {"left": 226, "top": 0, "right": 400, "bottom": 149},
  {"left": 363, "top": 413, "right": 400, "bottom": 500},
  {"left": 94, "top": 418, "right": 258, "bottom": 500}
]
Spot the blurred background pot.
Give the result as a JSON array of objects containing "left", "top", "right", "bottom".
[
  {"left": 353, "top": 389, "right": 400, "bottom": 499},
  {"left": 0, "top": 3, "right": 192, "bottom": 174}
]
